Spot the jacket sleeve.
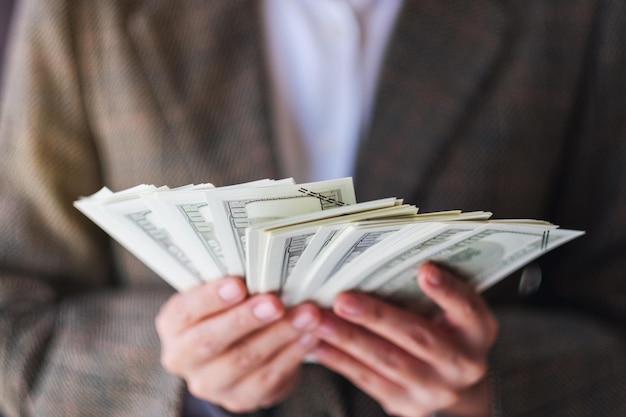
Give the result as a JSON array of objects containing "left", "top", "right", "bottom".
[
  {"left": 0, "top": 1, "right": 182, "bottom": 416},
  {"left": 489, "top": 1, "right": 626, "bottom": 415}
]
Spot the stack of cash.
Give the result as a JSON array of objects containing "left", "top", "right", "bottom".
[{"left": 74, "top": 177, "right": 583, "bottom": 309}]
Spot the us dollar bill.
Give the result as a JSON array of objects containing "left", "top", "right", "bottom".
[
  {"left": 255, "top": 199, "right": 413, "bottom": 298},
  {"left": 142, "top": 188, "right": 228, "bottom": 280},
  {"left": 291, "top": 221, "right": 414, "bottom": 304},
  {"left": 75, "top": 179, "right": 584, "bottom": 301},
  {"left": 75, "top": 186, "right": 203, "bottom": 291},
  {"left": 125, "top": 209, "right": 200, "bottom": 278},
  {"left": 311, "top": 222, "right": 483, "bottom": 307},
  {"left": 335, "top": 224, "right": 582, "bottom": 311},
  {"left": 208, "top": 178, "right": 356, "bottom": 278}
]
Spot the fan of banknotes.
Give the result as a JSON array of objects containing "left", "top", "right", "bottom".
[{"left": 74, "top": 177, "right": 584, "bottom": 309}]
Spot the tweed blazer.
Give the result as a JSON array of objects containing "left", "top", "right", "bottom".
[
  {"left": 0, "top": 1, "right": 624, "bottom": 416},
  {"left": 0, "top": 0, "right": 16, "bottom": 99}
]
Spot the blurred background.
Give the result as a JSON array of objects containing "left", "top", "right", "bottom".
[
  {"left": 0, "top": 0, "right": 16, "bottom": 101},
  {"left": 0, "top": 5, "right": 15, "bottom": 416}
]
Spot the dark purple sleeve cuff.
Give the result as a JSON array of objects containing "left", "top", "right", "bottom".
[{"left": 182, "top": 391, "right": 235, "bottom": 417}]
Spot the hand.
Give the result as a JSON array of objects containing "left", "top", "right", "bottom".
[
  {"left": 312, "top": 262, "right": 498, "bottom": 417},
  {"left": 155, "top": 276, "right": 321, "bottom": 412}
]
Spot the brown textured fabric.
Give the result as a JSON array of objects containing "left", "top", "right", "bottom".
[
  {"left": 0, "top": 0, "right": 624, "bottom": 416},
  {"left": 0, "top": 0, "right": 16, "bottom": 99}
]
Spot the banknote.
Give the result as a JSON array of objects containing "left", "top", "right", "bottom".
[
  {"left": 141, "top": 179, "right": 284, "bottom": 280},
  {"left": 248, "top": 199, "right": 412, "bottom": 294},
  {"left": 311, "top": 222, "right": 485, "bottom": 307},
  {"left": 290, "top": 210, "right": 495, "bottom": 303},
  {"left": 141, "top": 187, "right": 227, "bottom": 281},
  {"left": 75, "top": 178, "right": 584, "bottom": 305},
  {"left": 206, "top": 177, "right": 356, "bottom": 277},
  {"left": 74, "top": 185, "right": 203, "bottom": 291},
  {"left": 312, "top": 222, "right": 583, "bottom": 310},
  {"left": 286, "top": 221, "right": 416, "bottom": 305}
]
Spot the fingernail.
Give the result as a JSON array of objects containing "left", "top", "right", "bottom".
[
  {"left": 217, "top": 280, "right": 244, "bottom": 302},
  {"left": 316, "top": 321, "right": 336, "bottom": 336},
  {"left": 336, "top": 293, "right": 364, "bottom": 316},
  {"left": 292, "top": 310, "right": 317, "bottom": 330},
  {"left": 312, "top": 345, "right": 330, "bottom": 361},
  {"left": 425, "top": 267, "right": 442, "bottom": 287},
  {"left": 253, "top": 301, "right": 281, "bottom": 321},
  {"left": 298, "top": 333, "right": 318, "bottom": 347}
]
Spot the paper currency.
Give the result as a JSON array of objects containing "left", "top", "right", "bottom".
[
  {"left": 75, "top": 178, "right": 584, "bottom": 306},
  {"left": 74, "top": 185, "right": 203, "bottom": 291},
  {"left": 249, "top": 199, "right": 414, "bottom": 294},
  {"left": 311, "top": 222, "right": 583, "bottom": 310},
  {"left": 284, "top": 220, "right": 416, "bottom": 305},
  {"left": 141, "top": 179, "right": 288, "bottom": 281},
  {"left": 205, "top": 177, "right": 356, "bottom": 278}
]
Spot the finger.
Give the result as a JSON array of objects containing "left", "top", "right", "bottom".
[
  {"left": 332, "top": 292, "right": 487, "bottom": 386},
  {"left": 156, "top": 276, "right": 247, "bottom": 336},
  {"left": 161, "top": 293, "right": 285, "bottom": 374},
  {"left": 418, "top": 262, "right": 498, "bottom": 348},
  {"left": 222, "top": 331, "right": 320, "bottom": 412},
  {"left": 221, "top": 370, "right": 300, "bottom": 413},
  {"left": 314, "top": 311, "right": 436, "bottom": 390},
  {"left": 313, "top": 342, "right": 442, "bottom": 417},
  {"left": 199, "top": 303, "right": 320, "bottom": 391}
]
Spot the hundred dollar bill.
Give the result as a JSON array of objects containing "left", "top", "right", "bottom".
[
  {"left": 75, "top": 178, "right": 584, "bottom": 302},
  {"left": 141, "top": 187, "right": 227, "bottom": 281},
  {"left": 249, "top": 199, "right": 413, "bottom": 295},
  {"left": 287, "top": 221, "right": 416, "bottom": 305},
  {"left": 314, "top": 222, "right": 583, "bottom": 310},
  {"left": 207, "top": 177, "right": 356, "bottom": 279},
  {"left": 74, "top": 186, "right": 203, "bottom": 291},
  {"left": 278, "top": 225, "right": 345, "bottom": 302},
  {"left": 142, "top": 179, "right": 284, "bottom": 280},
  {"left": 311, "top": 222, "right": 486, "bottom": 307},
  {"left": 291, "top": 210, "right": 494, "bottom": 303},
  {"left": 277, "top": 203, "right": 420, "bottom": 298}
]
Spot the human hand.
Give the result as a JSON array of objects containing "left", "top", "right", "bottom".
[
  {"left": 312, "top": 262, "right": 498, "bottom": 417},
  {"left": 155, "top": 276, "right": 321, "bottom": 412}
]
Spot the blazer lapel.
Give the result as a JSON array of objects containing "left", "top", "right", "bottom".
[
  {"left": 127, "top": 0, "right": 277, "bottom": 185},
  {"left": 355, "top": 0, "right": 511, "bottom": 205}
]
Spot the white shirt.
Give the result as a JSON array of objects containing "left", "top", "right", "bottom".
[{"left": 263, "top": 0, "right": 403, "bottom": 182}]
